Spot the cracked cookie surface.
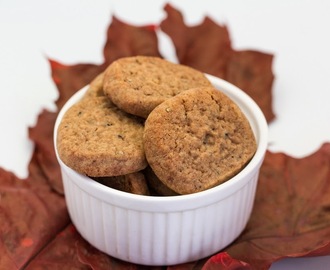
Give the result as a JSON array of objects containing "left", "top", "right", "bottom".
[
  {"left": 143, "top": 87, "right": 257, "bottom": 194},
  {"left": 103, "top": 56, "right": 212, "bottom": 118}
]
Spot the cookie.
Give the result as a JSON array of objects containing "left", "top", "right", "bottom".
[
  {"left": 56, "top": 77, "right": 147, "bottom": 177},
  {"left": 103, "top": 56, "right": 212, "bottom": 118},
  {"left": 94, "top": 172, "right": 150, "bottom": 195},
  {"left": 82, "top": 72, "right": 104, "bottom": 99},
  {"left": 144, "top": 166, "right": 178, "bottom": 196},
  {"left": 143, "top": 87, "right": 257, "bottom": 194}
]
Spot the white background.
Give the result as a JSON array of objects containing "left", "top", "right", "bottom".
[{"left": 0, "top": 0, "right": 330, "bottom": 269}]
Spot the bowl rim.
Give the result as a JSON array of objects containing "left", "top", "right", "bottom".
[{"left": 54, "top": 74, "right": 268, "bottom": 212}]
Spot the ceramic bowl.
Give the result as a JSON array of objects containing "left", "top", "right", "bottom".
[{"left": 54, "top": 74, "right": 268, "bottom": 266}]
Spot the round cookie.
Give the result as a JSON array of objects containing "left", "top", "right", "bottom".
[
  {"left": 103, "top": 56, "right": 212, "bottom": 118},
  {"left": 57, "top": 80, "right": 147, "bottom": 177},
  {"left": 143, "top": 87, "right": 257, "bottom": 194}
]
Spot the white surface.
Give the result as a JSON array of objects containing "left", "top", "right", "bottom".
[
  {"left": 0, "top": 0, "right": 329, "bottom": 268},
  {"left": 54, "top": 75, "right": 267, "bottom": 265}
]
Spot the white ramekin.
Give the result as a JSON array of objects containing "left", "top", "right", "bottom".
[{"left": 54, "top": 74, "right": 268, "bottom": 266}]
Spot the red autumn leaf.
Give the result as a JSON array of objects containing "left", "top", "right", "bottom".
[
  {"left": 223, "top": 143, "right": 330, "bottom": 269},
  {"left": 160, "top": 4, "right": 275, "bottom": 122},
  {"left": 226, "top": 50, "right": 275, "bottom": 122},
  {"left": 0, "top": 153, "right": 69, "bottom": 269},
  {"left": 165, "top": 257, "right": 210, "bottom": 270},
  {"left": 49, "top": 59, "right": 102, "bottom": 110},
  {"left": 103, "top": 16, "right": 162, "bottom": 64},
  {"left": 24, "top": 225, "right": 89, "bottom": 269},
  {"left": 202, "top": 252, "right": 251, "bottom": 270},
  {"left": 29, "top": 110, "right": 63, "bottom": 194},
  {"left": 160, "top": 4, "right": 232, "bottom": 79}
]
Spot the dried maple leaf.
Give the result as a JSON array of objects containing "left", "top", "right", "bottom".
[
  {"left": 103, "top": 16, "right": 162, "bottom": 64},
  {"left": 0, "top": 153, "right": 69, "bottom": 269},
  {"left": 202, "top": 253, "right": 251, "bottom": 270},
  {"left": 223, "top": 143, "right": 330, "bottom": 269},
  {"left": 164, "top": 253, "right": 250, "bottom": 270},
  {"left": 24, "top": 225, "right": 90, "bottom": 269},
  {"left": 160, "top": 4, "right": 275, "bottom": 122},
  {"left": 160, "top": 4, "right": 232, "bottom": 79},
  {"left": 226, "top": 50, "right": 275, "bottom": 122},
  {"left": 49, "top": 59, "right": 102, "bottom": 110},
  {"left": 29, "top": 110, "right": 63, "bottom": 194}
]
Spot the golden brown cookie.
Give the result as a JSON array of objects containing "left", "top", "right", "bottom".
[
  {"left": 94, "top": 172, "right": 150, "bottom": 195},
  {"left": 143, "top": 87, "right": 257, "bottom": 194},
  {"left": 56, "top": 77, "right": 147, "bottom": 177},
  {"left": 103, "top": 56, "right": 212, "bottom": 118}
]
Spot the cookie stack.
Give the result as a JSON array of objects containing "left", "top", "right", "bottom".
[{"left": 56, "top": 56, "right": 256, "bottom": 195}]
